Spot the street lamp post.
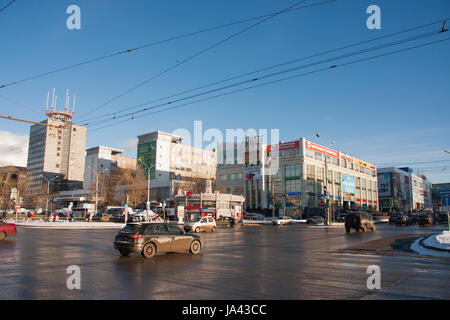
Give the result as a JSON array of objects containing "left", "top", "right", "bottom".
[
  {"left": 138, "top": 159, "right": 157, "bottom": 222},
  {"left": 443, "top": 150, "right": 450, "bottom": 230},
  {"left": 315, "top": 133, "right": 335, "bottom": 226},
  {"left": 40, "top": 175, "right": 58, "bottom": 213},
  {"left": 94, "top": 169, "right": 108, "bottom": 218}
]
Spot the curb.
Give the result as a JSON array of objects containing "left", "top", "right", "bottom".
[{"left": 418, "top": 233, "right": 450, "bottom": 253}]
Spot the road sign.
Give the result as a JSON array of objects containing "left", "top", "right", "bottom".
[
  {"left": 124, "top": 204, "right": 129, "bottom": 209},
  {"left": 146, "top": 201, "right": 150, "bottom": 209},
  {"left": 443, "top": 196, "right": 450, "bottom": 206},
  {"left": 15, "top": 203, "right": 20, "bottom": 210},
  {"left": 163, "top": 201, "right": 166, "bottom": 207}
]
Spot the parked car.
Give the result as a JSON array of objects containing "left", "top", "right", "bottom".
[
  {"left": 0, "top": 220, "right": 17, "bottom": 241},
  {"left": 216, "top": 216, "right": 236, "bottom": 227},
  {"left": 345, "top": 211, "right": 376, "bottom": 233},
  {"left": 184, "top": 216, "right": 216, "bottom": 233},
  {"left": 92, "top": 213, "right": 110, "bottom": 222},
  {"left": 113, "top": 222, "right": 202, "bottom": 258},
  {"left": 396, "top": 215, "right": 411, "bottom": 226},
  {"left": 273, "top": 216, "right": 293, "bottom": 225},
  {"left": 418, "top": 214, "right": 434, "bottom": 226},
  {"left": 110, "top": 213, "right": 133, "bottom": 223},
  {"left": 306, "top": 216, "right": 325, "bottom": 224},
  {"left": 437, "top": 212, "right": 449, "bottom": 224}
]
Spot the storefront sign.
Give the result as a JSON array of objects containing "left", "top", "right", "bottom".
[
  {"left": 354, "top": 158, "right": 375, "bottom": 169},
  {"left": 305, "top": 140, "right": 339, "bottom": 158}
]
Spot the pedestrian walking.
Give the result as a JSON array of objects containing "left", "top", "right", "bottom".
[
  {"left": 53, "top": 212, "right": 57, "bottom": 222},
  {"left": 71, "top": 211, "right": 75, "bottom": 222}
]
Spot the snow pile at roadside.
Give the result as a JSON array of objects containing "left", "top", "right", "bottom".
[
  {"left": 436, "top": 231, "right": 450, "bottom": 245},
  {"left": 410, "top": 237, "right": 450, "bottom": 258},
  {"left": 15, "top": 221, "right": 125, "bottom": 229},
  {"left": 424, "top": 231, "right": 450, "bottom": 250}
]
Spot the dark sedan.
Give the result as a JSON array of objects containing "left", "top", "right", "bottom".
[
  {"left": 216, "top": 216, "right": 236, "bottom": 227},
  {"left": 306, "top": 216, "right": 325, "bottom": 224},
  {"left": 418, "top": 214, "right": 433, "bottom": 226},
  {"left": 114, "top": 222, "right": 202, "bottom": 258}
]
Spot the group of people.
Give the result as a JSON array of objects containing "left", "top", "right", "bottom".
[{"left": 45, "top": 211, "right": 76, "bottom": 222}]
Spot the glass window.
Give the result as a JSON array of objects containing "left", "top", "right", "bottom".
[
  {"left": 286, "top": 164, "right": 301, "bottom": 178},
  {"left": 167, "top": 224, "right": 183, "bottom": 235},
  {"left": 152, "top": 224, "right": 168, "bottom": 233}
]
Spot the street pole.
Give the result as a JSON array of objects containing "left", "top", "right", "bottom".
[
  {"left": 40, "top": 175, "right": 58, "bottom": 213},
  {"left": 138, "top": 159, "right": 156, "bottom": 222},
  {"left": 95, "top": 169, "right": 108, "bottom": 216}
]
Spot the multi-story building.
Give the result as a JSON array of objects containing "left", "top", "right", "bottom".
[
  {"left": 377, "top": 167, "right": 432, "bottom": 212},
  {"left": 137, "top": 131, "right": 216, "bottom": 201},
  {"left": 26, "top": 94, "right": 86, "bottom": 194},
  {"left": 217, "top": 137, "right": 378, "bottom": 217},
  {"left": 84, "top": 146, "right": 136, "bottom": 191}
]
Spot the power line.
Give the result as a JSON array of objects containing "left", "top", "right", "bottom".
[
  {"left": 0, "top": 0, "right": 16, "bottom": 13},
  {"left": 88, "top": 36, "right": 450, "bottom": 132},
  {"left": 0, "top": 1, "right": 333, "bottom": 90},
  {"left": 76, "top": 0, "right": 323, "bottom": 121},
  {"left": 85, "top": 28, "right": 446, "bottom": 128},
  {"left": 376, "top": 159, "right": 450, "bottom": 166},
  {"left": 79, "top": 18, "right": 449, "bottom": 126}
]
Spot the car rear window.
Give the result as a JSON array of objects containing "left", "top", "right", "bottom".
[{"left": 121, "top": 224, "right": 141, "bottom": 233}]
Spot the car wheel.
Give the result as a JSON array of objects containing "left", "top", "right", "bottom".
[
  {"left": 141, "top": 242, "right": 156, "bottom": 259},
  {"left": 212, "top": 226, "right": 216, "bottom": 233},
  {"left": 345, "top": 227, "right": 351, "bottom": 233},
  {"left": 361, "top": 225, "right": 367, "bottom": 232},
  {"left": 195, "top": 227, "right": 200, "bottom": 233},
  {"left": 371, "top": 225, "right": 376, "bottom": 232},
  {"left": 119, "top": 250, "right": 130, "bottom": 256},
  {"left": 190, "top": 240, "right": 201, "bottom": 254},
  {"left": 0, "top": 231, "right": 5, "bottom": 241}
]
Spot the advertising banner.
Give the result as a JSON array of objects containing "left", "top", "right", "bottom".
[
  {"left": 305, "top": 140, "right": 339, "bottom": 158},
  {"left": 267, "top": 140, "right": 300, "bottom": 152},
  {"left": 244, "top": 166, "right": 262, "bottom": 181},
  {"left": 378, "top": 172, "right": 391, "bottom": 197},
  {"left": 342, "top": 174, "right": 356, "bottom": 194}
]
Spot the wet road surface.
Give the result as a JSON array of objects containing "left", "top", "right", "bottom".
[{"left": 0, "top": 223, "right": 449, "bottom": 299}]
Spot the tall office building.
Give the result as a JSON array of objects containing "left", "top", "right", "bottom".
[{"left": 26, "top": 90, "right": 87, "bottom": 193}]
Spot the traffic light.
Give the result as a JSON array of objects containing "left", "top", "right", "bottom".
[{"left": 323, "top": 186, "right": 327, "bottom": 199}]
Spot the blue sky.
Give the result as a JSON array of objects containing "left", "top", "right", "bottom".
[{"left": 1, "top": 0, "right": 450, "bottom": 182}]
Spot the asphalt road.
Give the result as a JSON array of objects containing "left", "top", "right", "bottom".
[{"left": 0, "top": 223, "right": 449, "bottom": 300}]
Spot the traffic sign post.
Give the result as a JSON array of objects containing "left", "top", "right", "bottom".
[{"left": 15, "top": 203, "right": 20, "bottom": 222}]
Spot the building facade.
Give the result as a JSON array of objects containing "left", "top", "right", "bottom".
[
  {"left": 84, "top": 146, "right": 137, "bottom": 191},
  {"left": 217, "top": 137, "right": 378, "bottom": 216},
  {"left": 137, "top": 131, "right": 216, "bottom": 201},
  {"left": 26, "top": 108, "right": 86, "bottom": 194},
  {"left": 377, "top": 167, "right": 432, "bottom": 212}
]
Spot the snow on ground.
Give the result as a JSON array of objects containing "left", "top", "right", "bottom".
[
  {"left": 308, "top": 222, "right": 344, "bottom": 228},
  {"left": 410, "top": 237, "right": 450, "bottom": 258},
  {"left": 13, "top": 221, "right": 125, "bottom": 229},
  {"left": 423, "top": 231, "right": 450, "bottom": 250}
]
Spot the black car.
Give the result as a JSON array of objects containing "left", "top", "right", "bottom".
[
  {"left": 418, "top": 214, "right": 434, "bottom": 225},
  {"left": 216, "top": 216, "right": 236, "bottom": 227},
  {"left": 306, "top": 216, "right": 325, "bottom": 224},
  {"left": 410, "top": 214, "right": 421, "bottom": 225},
  {"left": 113, "top": 222, "right": 202, "bottom": 258},
  {"left": 388, "top": 215, "right": 398, "bottom": 224},
  {"left": 396, "top": 215, "right": 411, "bottom": 226},
  {"left": 336, "top": 213, "right": 346, "bottom": 223},
  {"left": 345, "top": 211, "right": 376, "bottom": 233},
  {"left": 437, "top": 212, "right": 449, "bottom": 224}
]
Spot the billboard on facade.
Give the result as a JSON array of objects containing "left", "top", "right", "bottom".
[
  {"left": 137, "top": 141, "right": 156, "bottom": 179},
  {"left": 267, "top": 140, "right": 299, "bottom": 152},
  {"left": 244, "top": 166, "right": 262, "bottom": 181},
  {"left": 305, "top": 140, "right": 339, "bottom": 158},
  {"left": 342, "top": 174, "right": 356, "bottom": 194},
  {"left": 378, "top": 172, "right": 391, "bottom": 197}
]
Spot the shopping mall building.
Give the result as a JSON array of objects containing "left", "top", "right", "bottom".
[{"left": 217, "top": 137, "right": 378, "bottom": 217}]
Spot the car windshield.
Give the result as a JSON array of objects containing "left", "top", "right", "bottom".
[{"left": 191, "top": 217, "right": 201, "bottom": 223}]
